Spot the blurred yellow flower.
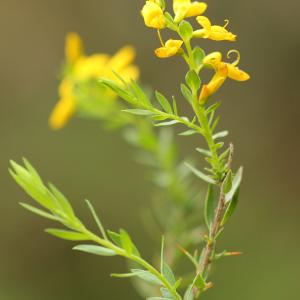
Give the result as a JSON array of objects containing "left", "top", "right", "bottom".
[
  {"left": 194, "top": 16, "right": 237, "bottom": 41},
  {"left": 173, "top": 0, "right": 207, "bottom": 23},
  {"left": 155, "top": 39, "right": 183, "bottom": 58},
  {"left": 49, "top": 34, "right": 139, "bottom": 130},
  {"left": 199, "top": 51, "right": 250, "bottom": 103},
  {"left": 141, "top": 1, "right": 166, "bottom": 29}
]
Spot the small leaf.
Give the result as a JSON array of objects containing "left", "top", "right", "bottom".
[
  {"left": 183, "top": 285, "right": 194, "bottom": 300},
  {"left": 73, "top": 244, "right": 117, "bottom": 256},
  {"left": 185, "top": 70, "right": 201, "bottom": 92},
  {"left": 180, "top": 84, "right": 193, "bottom": 104},
  {"left": 162, "top": 262, "right": 176, "bottom": 286},
  {"left": 155, "top": 91, "right": 173, "bottom": 114},
  {"left": 179, "top": 20, "right": 193, "bottom": 41},
  {"left": 122, "top": 109, "right": 153, "bottom": 116},
  {"left": 225, "top": 167, "right": 243, "bottom": 203},
  {"left": 48, "top": 183, "right": 75, "bottom": 218},
  {"left": 129, "top": 80, "right": 150, "bottom": 106},
  {"left": 213, "top": 131, "right": 229, "bottom": 140},
  {"left": 160, "top": 287, "right": 175, "bottom": 299},
  {"left": 185, "top": 163, "right": 217, "bottom": 185},
  {"left": 45, "top": 229, "right": 89, "bottom": 241},
  {"left": 172, "top": 96, "right": 178, "bottom": 115},
  {"left": 179, "top": 129, "right": 197, "bottom": 136},
  {"left": 196, "top": 148, "right": 212, "bottom": 157},
  {"left": 154, "top": 120, "right": 180, "bottom": 127},
  {"left": 164, "top": 12, "right": 177, "bottom": 31},
  {"left": 193, "top": 47, "right": 205, "bottom": 68},
  {"left": 85, "top": 199, "right": 107, "bottom": 240},
  {"left": 107, "top": 230, "right": 122, "bottom": 247},
  {"left": 221, "top": 188, "right": 240, "bottom": 226},
  {"left": 131, "top": 269, "right": 163, "bottom": 286},
  {"left": 222, "top": 171, "right": 232, "bottom": 194},
  {"left": 119, "top": 229, "right": 140, "bottom": 257},
  {"left": 120, "top": 229, "right": 133, "bottom": 254},
  {"left": 204, "top": 184, "right": 218, "bottom": 229},
  {"left": 194, "top": 273, "right": 206, "bottom": 291},
  {"left": 20, "top": 202, "right": 59, "bottom": 221}
]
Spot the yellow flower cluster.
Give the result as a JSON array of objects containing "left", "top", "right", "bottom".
[
  {"left": 49, "top": 33, "right": 139, "bottom": 130},
  {"left": 141, "top": 0, "right": 250, "bottom": 103}
]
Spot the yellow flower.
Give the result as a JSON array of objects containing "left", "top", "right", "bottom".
[
  {"left": 173, "top": 0, "right": 207, "bottom": 23},
  {"left": 49, "top": 79, "right": 76, "bottom": 129},
  {"left": 49, "top": 34, "right": 139, "bottom": 129},
  {"left": 65, "top": 33, "right": 83, "bottom": 64},
  {"left": 194, "top": 16, "right": 237, "bottom": 41},
  {"left": 141, "top": 1, "right": 166, "bottom": 29},
  {"left": 199, "top": 51, "right": 250, "bottom": 103},
  {"left": 155, "top": 39, "right": 183, "bottom": 58}
]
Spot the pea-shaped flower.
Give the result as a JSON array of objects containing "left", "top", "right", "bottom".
[
  {"left": 194, "top": 16, "right": 237, "bottom": 41},
  {"left": 173, "top": 0, "right": 207, "bottom": 23},
  {"left": 155, "top": 39, "right": 183, "bottom": 58},
  {"left": 142, "top": 0, "right": 166, "bottom": 29},
  {"left": 199, "top": 51, "right": 250, "bottom": 103}
]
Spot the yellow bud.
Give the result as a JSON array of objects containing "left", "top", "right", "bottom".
[
  {"left": 65, "top": 33, "right": 83, "bottom": 64},
  {"left": 155, "top": 39, "right": 183, "bottom": 58},
  {"left": 142, "top": 1, "right": 166, "bottom": 29}
]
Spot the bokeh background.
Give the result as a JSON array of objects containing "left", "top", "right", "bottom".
[{"left": 1, "top": 0, "right": 300, "bottom": 299}]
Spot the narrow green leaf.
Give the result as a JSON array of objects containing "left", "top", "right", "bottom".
[
  {"left": 204, "top": 184, "right": 218, "bottom": 229},
  {"left": 120, "top": 229, "right": 133, "bottom": 254},
  {"left": 45, "top": 229, "right": 89, "bottom": 241},
  {"left": 193, "top": 47, "right": 205, "bottom": 68},
  {"left": 48, "top": 183, "right": 75, "bottom": 218},
  {"left": 185, "top": 163, "right": 217, "bottom": 185},
  {"left": 221, "top": 188, "right": 240, "bottom": 226},
  {"left": 107, "top": 230, "right": 122, "bottom": 247},
  {"left": 122, "top": 109, "right": 153, "bottom": 116},
  {"left": 154, "top": 120, "right": 180, "bottom": 127},
  {"left": 172, "top": 96, "right": 178, "bottom": 115},
  {"left": 213, "top": 131, "right": 229, "bottom": 140},
  {"left": 131, "top": 269, "right": 163, "bottom": 286},
  {"left": 194, "top": 273, "right": 206, "bottom": 291},
  {"left": 185, "top": 70, "right": 201, "bottom": 92},
  {"left": 85, "top": 199, "right": 108, "bottom": 240},
  {"left": 162, "top": 262, "right": 176, "bottom": 286},
  {"left": 222, "top": 171, "right": 232, "bottom": 194},
  {"left": 183, "top": 285, "right": 194, "bottom": 300},
  {"left": 120, "top": 229, "right": 141, "bottom": 257},
  {"left": 160, "top": 287, "right": 175, "bottom": 299},
  {"left": 180, "top": 84, "right": 193, "bottom": 104},
  {"left": 179, "top": 129, "right": 197, "bottom": 136},
  {"left": 147, "top": 297, "right": 171, "bottom": 300},
  {"left": 164, "top": 12, "right": 177, "bottom": 31},
  {"left": 196, "top": 148, "right": 212, "bottom": 157},
  {"left": 129, "top": 80, "right": 150, "bottom": 106},
  {"left": 20, "top": 202, "right": 59, "bottom": 221},
  {"left": 155, "top": 91, "right": 173, "bottom": 114},
  {"left": 225, "top": 167, "right": 243, "bottom": 203},
  {"left": 73, "top": 244, "right": 116, "bottom": 256},
  {"left": 111, "top": 273, "right": 137, "bottom": 278},
  {"left": 100, "top": 78, "right": 133, "bottom": 103},
  {"left": 206, "top": 102, "right": 221, "bottom": 114}
]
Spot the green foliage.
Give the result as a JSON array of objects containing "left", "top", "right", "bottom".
[{"left": 11, "top": 3, "right": 246, "bottom": 299}]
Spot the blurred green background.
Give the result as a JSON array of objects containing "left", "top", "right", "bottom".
[{"left": 1, "top": 0, "right": 300, "bottom": 299}]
